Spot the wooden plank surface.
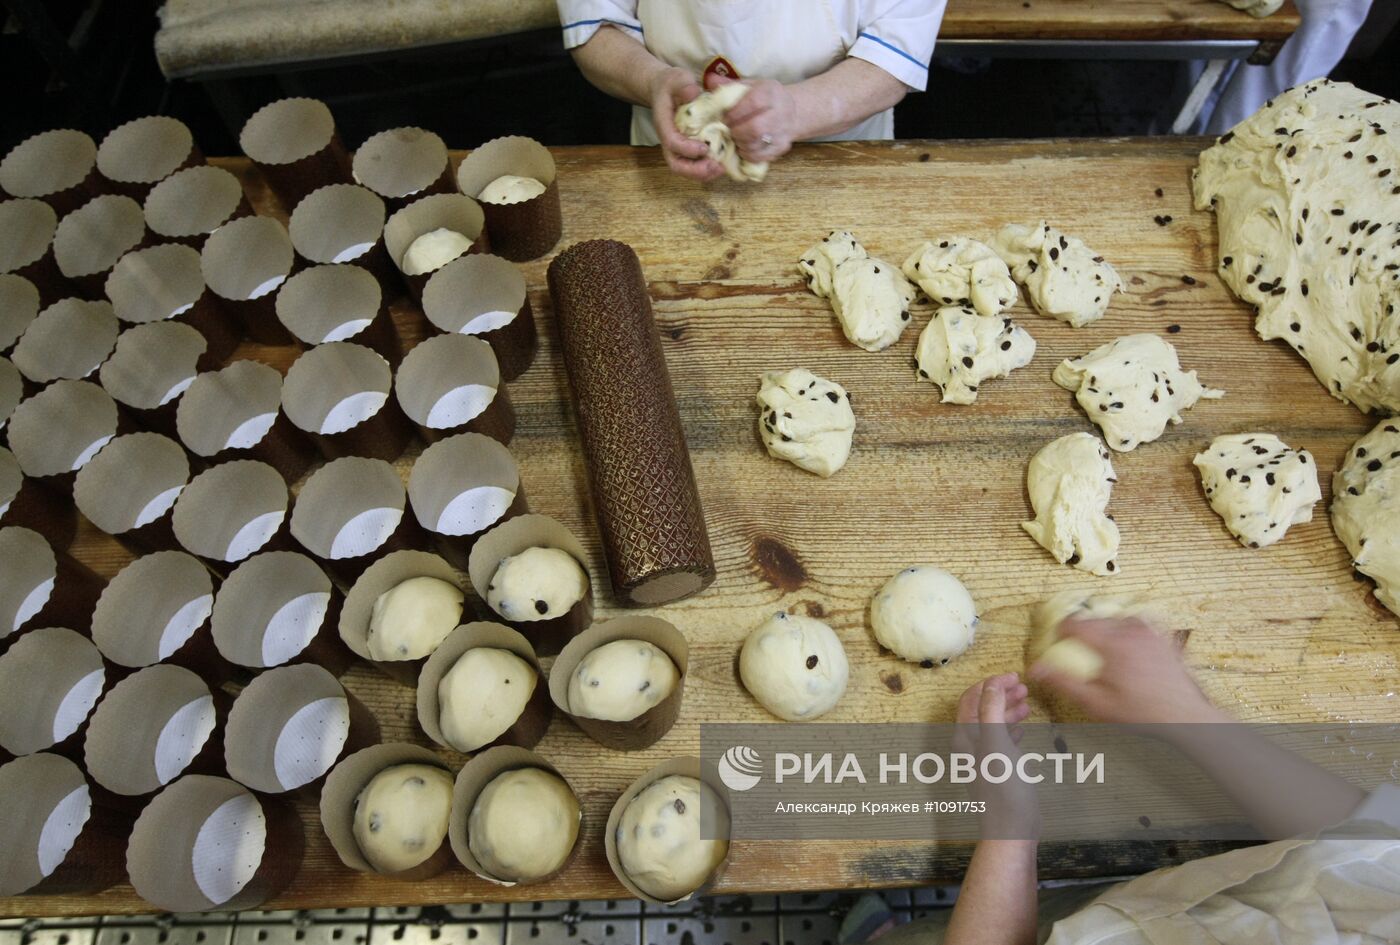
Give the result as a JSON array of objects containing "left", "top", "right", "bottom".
[
  {"left": 939, "top": 0, "right": 1298, "bottom": 42},
  {"left": 5, "top": 137, "right": 1394, "bottom": 917}
]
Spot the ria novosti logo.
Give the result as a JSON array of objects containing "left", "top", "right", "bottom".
[{"left": 718, "top": 745, "right": 763, "bottom": 791}]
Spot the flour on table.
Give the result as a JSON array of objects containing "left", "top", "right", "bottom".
[
  {"left": 990, "top": 221, "right": 1122, "bottom": 327},
  {"left": 798, "top": 231, "right": 916, "bottom": 352},
  {"left": 914, "top": 305, "right": 1035, "bottom": 404},
  {"left": 674, "top": 82, "right": 768, "bottom": 183},
  {"left": 756, "top": 368, "right": 855, "bottom": 477},
  {"left": 1022, "top": 432, "right": 1120, "bottom": 576},
  {"left": 1194, "top": 433, "right": 1320, "bottom": 548},
  {"left": 901, "top": 237, "right": 1017, "bottom": 316},
  {"left": 1332, "top": 419, "right": 1400, "bottom": 618}
]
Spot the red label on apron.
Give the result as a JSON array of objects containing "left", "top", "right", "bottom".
[{"left": 702, "top": 56, "right": 741, "bottom": 86}]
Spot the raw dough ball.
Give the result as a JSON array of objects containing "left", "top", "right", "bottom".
[
  {"left": 485, "top": 546, "right": 588, "bottom": 621},
  {"left": 437, "top": 647, "right": 536, "bottom": 752},
  {"left": 1054, "top": 333, "right": 1223, "bottom": 451},
  {"left": 478, "top": 174, "right": 546, "bottom": 204},
  {"left": 366, "top": 576, "right": 464, "bottom": 662},
  {"left": 1216, "top": 0, "right": 1283, "bottom": 16},
  {"left": 1194, "top": 433, "right": 1320, "bottom": 548},
  {"left": 568, "top": 639, "right": 679, "bottom": 721},
  {"left": 616, "top": 774, "right": 729, "bottom": 902},
  {"left": 1193, "top": 80, "right": 1400, "bottom": 414},
  {"left": 402, "top": 228, "right": 472, "bottom": 276},
  {"left": 901, "top": 237, "right": 1018, "bottom": 316},
  {"left": 915, "top": 305, "right": 1036, "bottom": 405},
  {"left": 1029, "top": 591, "right": 1152, "bottom": 682},
  {"left": 1332, "top": 420, "right": 1400, "bottom": 617},
  {"left": 798, "top": 231, "right": 916, "bottom": 352},
  {"left": 468, "top": 767, "right": 579, "bottom": 882},
  {"left": 756, "top": 368, "right": 855, "bottom": 477},
  {"left": 739, "top": 612, "right": 848, "bottom": 721},
  {"left": 990, "top": 221, "right": 1122, "bottom": 327},
  {"left": 1022, "top": 432, "right": 1120, "bottom": 576},
  {"left": 352, "top": 763, "right": 454, "bottom": 874},
  {"left": 870, "top": 567, "right": 978, "bottom": 665},
  {"left": 674, "top": 83, "right": 768, "bottom": 183}
]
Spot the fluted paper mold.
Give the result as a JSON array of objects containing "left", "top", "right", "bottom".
[
  {"left": 394, "top": 333, "right": 514, "bottom": 444},
  {"left": 421, "top": 253, "right": 537, "bottom": 382},
  {"left": 288, "top": 184, "right": 401, "bottom": 296},
  {"left": 171, "top": 460, "right": 294, "bottom": 574},
  {"left": 0, "top": 526, "right": 105, "bottom": 645},
  {"left": 281, "top": 342, "right": 413, "bottom": 462},
  {"left": 0, "top": 130, "right": 101, "bottom": 216},
  {"left": 0, "top": 447, "right": 78, "bottom": 550},
  {"left": 338, "top": 549, "right": 469, "bottom": 686},
  {"left": 383, "top": 193, "right": 488, "bottom": 301},
  {"left": 276, "top": 263, "right": 401, "bottom": 364},
  {"left": 239, "top": 97, "right": 351, "bottom": 210},
  {"left": 0, "top": 356, "right": 22, "bottom": 436},
  {"left": 143, "top": 165, "right": 252, "bottom": 249},
  {"left": 353, "top": 128, "right": 453, "bottom": 212},
  {"left": 105, "top": 243, "right": 242, "bottom": 363},
  {"left": 176, "top": 360, "right": 315, "bottom": 483},
  {"left": 73, "top": 432, "right": 191, "bottom": 554},
  {"left": 0, "top": 627, "right": 109, "bottom": 760},
  {"left": 211, "top": 551, "right": 348, "bottom": 675},
  {"left": 0, "top": 274, "right": 41, "bottom": 354},
  {"left": 6, "top": 379, "right": 131, "bottom": 493},
  {"left": 407, "top": 431, "right": 528, "bottom": 570},
  {"left": 11, "top": 298, "right": 120, "bottom": 388},
  {"left": 455, "top": 136, "right": 562, "bottom": 262},
  {"left": 96, "top": 116, "right": 203, "bottom": 202},
  {"left": 52, "top": 195, "right": 149, "bottom": 298},
  {"left": 547, "top": 240, "right": 715, "bottom": 605},
  {"left": 290, "top": 456, "right": 428, "bottom": 585},
  {"left": 98, "top": 322, "right": 212, "bottom": 434},
  {"left": 0, "top": 200, "right": 66, "bottom": 307},
  {"left": 200, "top": 215, "right": 297, "bottom": 345}
]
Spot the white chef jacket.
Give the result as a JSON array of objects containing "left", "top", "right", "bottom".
[{"left": 557, "top": 0, "right": 944, "bottom": 144}]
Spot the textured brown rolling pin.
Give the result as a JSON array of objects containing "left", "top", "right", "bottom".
[{"left": 547, "top": 240, "right": 715, "bottom": 606}]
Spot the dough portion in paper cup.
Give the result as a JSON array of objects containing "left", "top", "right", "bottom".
[{"left": 339, "top": 550, "right": 468, "bottom": 685}]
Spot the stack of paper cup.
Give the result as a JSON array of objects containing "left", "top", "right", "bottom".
[
  {"left": 176, "top": 360, "right": 315, "bottom": 483},
  {"left": 73, "top": 432, "right": 192, "bottom": 553}
]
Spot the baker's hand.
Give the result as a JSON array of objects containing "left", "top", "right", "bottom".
[
  {"left": 712, "top": 76, "right": 799, "bottom": 164},
  {"left": 650, "top": 67, "right": 725, "bottom": 182},
  {"left": 953, "top": 673, "right": 1039, "bottom": 840}
]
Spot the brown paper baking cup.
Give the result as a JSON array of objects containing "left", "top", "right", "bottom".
[
  {"left": 416, "top": 622, "right": 552, "bottom": 754},
  {"left": 281, "top": 341, "right": 412, "bottom": 461},
  {"left": 353, "top": 128, "right": 453, "bottom": 211},
  {"left": 172, "top": 459, "right": 293, "bottom": 571},
  {"left": 240, "top": 97, "right": 351, "bottom": 210},
  {"left": 276, "top": 263, "right": 400, "bottom": 364},
  {"left": 420, "top": 253, "right": 536, "bottom": 382},
  {"left": 604, "top": 756, "right": 731, "bottom": 904},
  {"left": 0, "top": 274, "right": 41, "bottom": 354},
  {"left": 548, "top": 240, "right": 715, "bottom": 606},
  {"left": 106, "top": 243, "right": 242, "bottom": 362},
  {"left": 466, "top": 513, "right": 591, "bottom": 656},
  {"left": 176, "top": 360, "right": 314, "bottom": 482},
  {"left": 52, "top": 195, "right": 149, "bottom": 298},
  {"left": 85, "top": 664, "right": 227, "bottom": 798},
  {"left": 126, "top": 773, "right": 303, "bottom": 912},
  {"left": 211, "top": 551, "right": 348, "bottom": 674},
  {"left": 200, "top": 215, "right": 297, "bottom": 344},
  {"left": 0, "top": 355, "right": 21, "bottom": 435},
  {"left": 455, "top": 137, "right": 561, "bottom": 262},
  {"left": 0, "top": 199, "right": 66, "bottom": 308},
  {"left": 287, "top": 184, "right": 401, "bottom": 294},
  {"left": 0, "top": 753, "right": 129, "bottom": 896},
  {"left": 383, "top": 193, "right": 488, "bottom": 301},
  {"left": 408, "top": 432, "right": 527, "bottom": 571},
  {"left": 0, "top": 446, "right": 78, "bottom": 549},
  {"left": 72, "top": 432, "right": 190, "bottom": 553},
  {"left": 549, "top": 616, "right": 686, "bottom": 750},
  {"left": 291, "top": 456, "right": 428, "bottom": 585},
  {"left": 447, "top": 746, "right": 580, "bottom": 886},
  {"left": 0, "top": 526, "right": 105, "bottom": 644},
  {"left": 339, "top": 549, "right": 467, "bottom": 685},
  {"left": 0, "top": 130, "right": 101, "bottom": 216},
  {"left": 96, "top": 116, "right": 202, "bottom": 202},
  {"left": 319, "top": 742, "right": 456, "bottom": 879},
  {"left": 143, "top": 165, "right": 252, "bottom": 249},
  {"left": 395, "top": 333, "right": 514, "bottom": 444},
  {"left": 6, "top": 379, "right": 128, "bottom": 493},
  {"left": 224, "top": 663, "right": 378, "bottom": 795},
  {"left": 98, "top": 322, "right": 211, "bottom": 433},
  {"left": 11, "top": 298, "right": 120, "bottom": 387},
  {"left": 0, "top": 626, "right": 109, "bottom": 759}
]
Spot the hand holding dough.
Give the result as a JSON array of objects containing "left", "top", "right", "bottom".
[
  {"left": 1194, "top": 433, "right": 1320, "bottom": 548},
  {"left": 436, "top": 647, "right": 536, "bottom": 752},
  {"left": 567, "top": 639, "right": 680, "bottom": 722},
  {"left": 1022, "top": 432, "right": 1120, "bottom": 575},
  {"left": 871, "top": 567, "right": 978, "bottom": 665},
  {"left": 352, "top": 763, "right": 454, "bottom": 874},
  {"left": 402, "top": 228, "right": 472, "bottom": 276},
  {"left": 739, "top": 612, "right": 848, "bottom": 721},
  {"left": 616, "top": 774, "right": 729, "bottom": 901},
  {"left": 901, "top": 237, "right": 1018, "bottom": 316},
  {"left": 798, "top": 231, "right": 916, "bottom": 352},
  {"left": 991, "top": 221, "right": 1122, "bottom": 327},
  {"left": 915, "top": 305, "right": 1035, "bottom": 404},
  {"left": 1028, "top": 591, "right": 1153, "bottom": 682},
  {"left": 367, "top": 576, "right": 464, "bottom": 662},
  {"left": 468, "top": 767, "right": 579, "bottom": 882},
  {"left": 756, "top": 368, "right": 855, "bottom": 477},
  {"left": 478, "top": 174, "right": 546, "bottom": 204},
  {"left": 1332, "top": 420, "right": 1400, "bottom": 617},
  {"left": 674, "top": 83, "right": 768, "bottom": 183}
]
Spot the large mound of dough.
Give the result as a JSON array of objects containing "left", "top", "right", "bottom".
[
  {"left": 901, "top": 237, "right": 1018, "bottom": 316},
  {"left": 1029, "top": 591, "right": 1151, "bottom": 682},
  {"left": 674, "top": 83, "right": 767, "bottom": 183},
  {"left": 870, "top": 566, "right": 978, "bottom": 665},
  {"left": 437, "top": 647, "right": 536, "bottom": 752},
  {"left": 1332, "top": 420, "right": 1400, "bottom": 617},
  {"left": 798, "top": 231, "right": 917, "bottom": 352},
  {"left": 367, "top": 576, "right": 464, "bottom": 662},
  {"left": 915, "top": 305, "right": 1036, "bottom": 404},
  {"left": 990, "top": 221, "right": 1122, "bottom": 327},
  {"left": 402, "top": 228, "right": 472, "bottom": 276},
  {"left": 1022, "top": 432, "right": 1120, "bottom": 576},
  {"left": 567, "top": 639, "right": 679, "bottom": 722},
  {"left": 468, "top": 767, "right": 579, "bottom": 882},
  {"left": 739, "top": 612, "right": 848, "bottom": 721},
  {"left": 1054, "top": 333, "right": 1223, "bottom": 451},
  {"left": 756, "top": 368, "right": 855, "bottom": 477},
  {"left": 352, "top": 764, "right": 454, "bottom": 874},
  {"left": 616, "top": 774, "right": 729, "bottom": 902},
  {"left": 1194, "top": 433, "right": 1320, "bottom": 548},
  {"left": 1192, "top": 80, "right": 1400, "bottom": 415}
]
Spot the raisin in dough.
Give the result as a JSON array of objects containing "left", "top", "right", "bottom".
[
  {"left": 1194, "top": 433, "right": 1321, "bottom": 548},
  {"left": 756, "top": 368, "right": 855, "bottom": 477},
  {"left": 901, "top": 237, "right": 1018, "bottom": 316},
  {"left": 436, "top": 647, "right": 536, "bottom": 752},
  {"left": 468, "top": 767, "right": 579, "bottom": 882},
  {"left": 485, "top": 546, "right": 588, "bottom": 621},
  {"left": 1332, "top": 420, "right": 1400, "bottom": 617},
  {"left": 1022, "top": 432, "right": 1120, "bottom": 576},
  {"left": 567, "top": 639, "right": 680, "bottom": 722},
  {"left": 798, "top": 231, "right": 917, "bottom": 352},
  {"left": 915, "top": 305, "right": 1036, "bottom": 404},
  {"left": 1029, "top": 591, "right": 1151, "bottom": 683},
  {"left": 478, "top": 175, "right": 546, "bottom": 205},
  {"left": 402, "top": 228, "right": 473, "bottom": 276},
  {"left": 1054, "top": 333, "right": 1223, "bottom": 451},
  {"left": 366, "top": 576, "right": 464, "bottom": 662},
  {"left": 1193, "top": 80, "right": 1400, "bottom": 415},
  {"left": 674, "top": 82, "right": 767, "bottom": 183},
  {"left": 739, "top": 612, "right": 848, "bottom": 721},
  {"left": 870, "top": 567, "right": 978, "bottom": 665},
  {"left": 616, "top": 774, "right": 729, "bottom": 902},
  {"left": 991, "top": 221, "right": 1123, "bottom": 327},
  {"left": 352, "top": 763, "right": 454, "bottom": 874}
]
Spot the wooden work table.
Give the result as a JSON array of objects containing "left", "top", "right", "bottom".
[{"left": 5, "top": 137, "right": 1393, "bottom": 916}]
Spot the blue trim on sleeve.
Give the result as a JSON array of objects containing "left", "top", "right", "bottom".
[
  {"left": 561, "top": 18, "right": 643, "bottom": 34},
  {"left": 856, "top": 31, "right": 928, "bottom": 71}
]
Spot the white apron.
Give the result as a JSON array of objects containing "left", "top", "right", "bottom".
[{"left": 631, "top": 0, "right": 894, "bottom": 145}]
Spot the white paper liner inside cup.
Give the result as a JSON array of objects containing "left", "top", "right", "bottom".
[
  {"left": 0, "top": 274, "right": 42, "bottom": 352},
  {"left": 353, "top": 128, "right": 450, "bottom": 203},
  {"left": 91, "top": 551, "right": 214, "bottom": 668},
  {"left": 0, "top": 526, "right": 56, "bottom": 641},
  {"left": 0, "top": 200, "right": 58, "bottom": 279},
  {"left": 173, "top": 460, "right": 289, "bottom": 565},
  {"left": 212, "top": 551, "right": 336, "bottom": 669},
  {"left": 0, "top": 626, "right": 106, "bottom": 755},
  {"left": 74, "top": 433, "right": 190, "bottom": 538},
  {"left": 177, "top": 360, "right": 284, "bottom": 457},
  {"left": 11, "top": 298, "right": 120, "bottom": 385},
  {"left": 383, "top": 194, "right": 485, "bottom": 278},
  {"left": 0, "top": 131, "right": 97, "bottom": 203},
  {"left": 420, "top": 253, "right": 525, "bottom": 336},
  {"left": 96, "top": 116, "right": 197, "bottom": 192},
  {"left": 105, "top": 243, "right": 206, "bottom": 324},
  {"left": 408, "top": 432, "right": 520, "bottom": 537},
  {"left": 291, "top": 456, "right": 408, "bottom": 561},
  {"left": 0, "top": 753, "right": 94, "bottom": 896},
  {"left": 282, "top": 342, "right": 392, "bottom": 436},
  {"left": 99, "top": 322, "right": 206, "bottom": 410},
  {"left": 338, "top": 550, "right": 464, "bottom": 670},
  {"left": 276, "top": 264, "right": 382, "bottom": 345},
  {"left": 7, "top": 380, "right": 119, "bottom": 477},
  {"left": 52, "top": 195, "right": 147, "bottom": 283},
  {"left": 224, "top": 663, "right": 358, "bottom": 792},
  {"left": 395, "top": 334, "right": 500, "bottom": 431},
  {"left": 0, "top": 357, "right": 20, "bottom": 430},
  {"left": 143, "top": 166, "right": 248, "bottom": 244},
  {"left": 85, "top": 664, "right": 218, "bottom": 796},
  {"left": 287, "top": 184, "right": 386, "bottom": 266},
  {"left": 200, "top": 215, "right": 294, "bottom": 303}
]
